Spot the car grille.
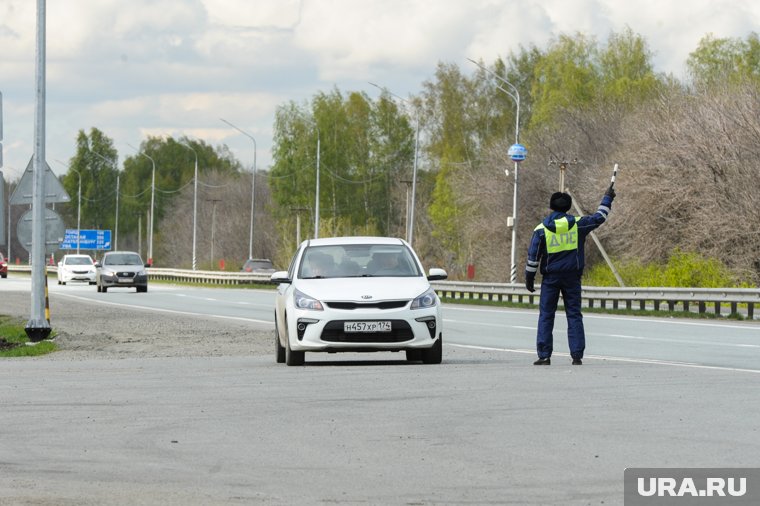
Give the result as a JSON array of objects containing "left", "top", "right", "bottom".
[
  {"left": 321, "top": 320, "right": 413, "bottom": 343},
  {"left": 324, "top": 300, "right": 409, "bottom": 310},
  {"left": 116, "top": 271, "right": 136, "bottom": 278},
  {"left": 72, "top": 270, "right": 90, "bottom": 274}
]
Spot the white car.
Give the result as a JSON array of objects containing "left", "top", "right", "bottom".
[
  {"left": 271, "top": 236, "right": 447, "bottom": 366},
  {"left": 57, "top": 254, "right": 97, "bottom": 285}
]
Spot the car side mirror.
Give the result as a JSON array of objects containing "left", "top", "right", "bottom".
[
  {"left": 427, "top": 268, "right": 448, "bottom": 281},
  {"left": 270, "top": 271, "right": 291, "bottom": 284}
]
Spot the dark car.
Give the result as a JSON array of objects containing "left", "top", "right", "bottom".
[
  {"left": 95, "top": 251, "right": 149, "bottom": 293},
  {"left": 241, "top": 258, "right": 275, "bottom": 274},
  {"left": 0, "top": 253, "right": 7, "bottom": 279}
]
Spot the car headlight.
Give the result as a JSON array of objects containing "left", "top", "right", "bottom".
[
  {"left": 294, "top": 288, "right": 323, "bottom": 311},
  {"left": 411, "top": 287, "right": 438, "bottom": 309},
  {"left": 137, "top": 270, "right": 147, "bottom": 276}
]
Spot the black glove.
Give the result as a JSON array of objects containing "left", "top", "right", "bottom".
[
  {"left": 605, "top": 184, "right": 616, "bottom": 200},
  {"left": 525, "top": 274, "right": 535, "bottom": 293}
]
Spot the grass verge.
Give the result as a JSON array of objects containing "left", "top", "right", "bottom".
[{"left": 0, "top": 316, "right": 58, "bottom": 357}]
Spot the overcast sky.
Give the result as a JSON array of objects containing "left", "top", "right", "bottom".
[{"left": 2, "top": 0, "right": 759, "bottom": 182}]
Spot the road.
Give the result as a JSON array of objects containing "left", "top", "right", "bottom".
[
  {"left": 1, "top": 277, "right": 759, "bottom": 505},
  {"left": 40, "top": 277, "right": 760, "bottom": 372}
]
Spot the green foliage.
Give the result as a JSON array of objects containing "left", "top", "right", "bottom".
[
  {"left": 687, "top": 32, "right": 760, "bottom": 86},
  {"left": 269, "top": 87, "right": 415, "bottom": 243},
  {"left": 584, "top": 250, "right": 743, "bottom": 287},
  {"left": 530, "top": 33, "right": 599, "bottom": 128}
]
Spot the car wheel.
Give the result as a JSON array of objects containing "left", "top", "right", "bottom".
[
  {"left": 89, "top": 281, "right": 96, "bottom": 286},
  {"left": 421, "top": 335, "right": 442, "bottom": 364},
  {"left": 96, "top": 282, "right": 101, "bottom": 292},
  {"left": 274, "top": 318, "right": 286, "bottom": 364},
  {"left": 57, "top": 280, "right": 61, "bottom": 285},
  {"left": 61, "top": 281, "right": 66, "bottom": 286},
  {"left": 285, "top": 330, "right": 305, "bottom": 366},
  {"left": 101, "top": 285, "right": 108, "bottom": 293},
  {"left": 137, "top": 286, "right": 147, "bottom": 293},
  {"left": 406, "top": 349, "right": 423, "bottom": 362}
]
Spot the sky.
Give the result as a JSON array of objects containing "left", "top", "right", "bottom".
[{"left": 2, "top": 0, "right": 760, "bottom": 182}]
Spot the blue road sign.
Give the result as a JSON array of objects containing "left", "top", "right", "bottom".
[{"left": 60, "top": 229, "right": 111, "bottom": 250}]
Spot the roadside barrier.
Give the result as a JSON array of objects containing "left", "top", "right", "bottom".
[{"left": 8, "top": 265, "right": 758, "bottom": 318}]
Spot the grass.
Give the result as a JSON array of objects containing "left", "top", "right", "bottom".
[{"left": 0, "top": 316, "right": 58, "bottom": 357}]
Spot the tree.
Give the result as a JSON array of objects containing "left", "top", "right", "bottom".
[{"left": 687, "top": 32, "right": 760, "bottom": 86}]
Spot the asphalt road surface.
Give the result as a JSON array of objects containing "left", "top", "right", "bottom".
[{"left": 1, "top": 276, "right": 759, "bottom": 505}]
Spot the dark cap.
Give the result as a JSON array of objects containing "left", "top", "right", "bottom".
[{"left": 549, "top": 192, "right": 572, "bottom": 212}]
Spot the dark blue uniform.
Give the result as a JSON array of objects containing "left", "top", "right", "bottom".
[{"left": 525, "top": 192, "right": 614, "bottom": 362}]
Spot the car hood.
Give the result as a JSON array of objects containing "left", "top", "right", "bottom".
[{"left": 295, "top": 277, "right": 431, "bottom": 302}]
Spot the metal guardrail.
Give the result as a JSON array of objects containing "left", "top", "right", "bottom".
[
  {"left": 8, "top": 265, "right": 758, "bottom": 318},
  {"left": 431, "top": 281, "right": 760, "bottom": 319}
]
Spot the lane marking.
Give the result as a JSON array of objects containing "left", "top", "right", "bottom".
[
  {"left": 53, "top": 292, "right": 274, "bottom": 326},
  {"left": 448, "top": 343, "right": 760, "bottom": 374}
]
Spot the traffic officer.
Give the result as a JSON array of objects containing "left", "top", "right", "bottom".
[{"left": 525, "top": 185, "right": 616, "bottom": 365}]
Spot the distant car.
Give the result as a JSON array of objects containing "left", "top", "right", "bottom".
[
  {"left": 271, "top": 236, "right": 447, "bottom": 366},
  {"left": 95, "top": 251, "right": 149, "bottom": 293},
  {"left": 57, "top": 254, "right": 96, "bottom": 285},
  {"left": 241, "top": 258, "right": 275, "bottom": 274},
  {"left": 0, "top": 253, "right": 7, "bottom": 279}
]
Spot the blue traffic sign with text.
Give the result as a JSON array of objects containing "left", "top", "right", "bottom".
[{"left": 60, "top": 229, "right": 111, "bottom": 250}]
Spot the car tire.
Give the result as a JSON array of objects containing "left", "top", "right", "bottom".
[
  {"left": 285, "top": 335, "right": 305, "bottom": 366},
  {"left": 89, "top": 281, "right": 96, "bottom": 286},
  {"left": 96, "top": 282, "right": 101, "bottom": 293},
  {"left": 61, "top": 281, "right": 66, "bottom": 286},
  {"left": 406, "top": 349, "right": 423, "bottom": 362},
  {"left": 275, "top": 319, "right": 286, "bottom": 364},
  {"left": 421, "top": 335, "right": 442, "bottom": 364},
  {"left": 101, "top": 285, "right": 108, "bottom": 293},
  {"left": 137, "top": 286, "right": 147, "bottom": 293}
]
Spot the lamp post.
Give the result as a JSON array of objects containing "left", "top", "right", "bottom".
[
  {"left": 369, "top": 82, "right": 419, "bottom": 246},
  {"left": 220, "top": 118, "right": 256, "bottom": 259},
  {"left": 468, "top": 58, "right": 521, "bottom": 283},
  {"left": 92, "top": 151, "right": 119, "bottom": 250},
  {"left": 54, "top": 159, "right": 81, "bottom": 254},
  {"left": 179, "top": 140, "right": 199, "bottom": 270},
  {"left": 315, "top": 127, "right": 320, "bottom": 238},
  {"left": 129, "top": 144, "right": 156, "bottom": 265}
]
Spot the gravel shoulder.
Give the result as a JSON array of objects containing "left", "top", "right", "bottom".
[{"left": 1, "top": 289, "right": 273, "bottom": 361}]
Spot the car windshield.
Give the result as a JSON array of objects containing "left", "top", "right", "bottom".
[
  {"left": 65, "top": 257, "right": 92, "bottom": 266},
  {"left": 298, "top": 244, "right": 420, "bottom": 279},
  {"left": 104, "top": 254, "right": 143, "bottom": 266}
]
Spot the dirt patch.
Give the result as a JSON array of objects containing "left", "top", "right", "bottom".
[{"left": 0, "top": 338, "right": 19, "bottom": 351}]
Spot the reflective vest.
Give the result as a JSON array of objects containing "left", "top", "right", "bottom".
[{"left": 536, "top": 217, "right": 578, "bottom": 254}]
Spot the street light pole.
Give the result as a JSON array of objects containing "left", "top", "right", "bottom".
[
  {"left": 220, "top": 118, "right": 256, "bottom": 259},
  {"left": 468, "top": 58, "right": 521, "bottom": 283},
  {"left": 369, "top": 82, "right": 419, "bottom": 246},
  {"left": 179, "top": 141, "right": 199, "bottom": 270},
  {"left": 92, "top": 151, "right": 119, "bottom": 250},
  {"left": 129, "top": 144, "right": 156, "bottom": 265},
  {"left": 315, "top": 128, "right": 320, "bottom": 238},
  {"left": 54, "top": 159, "right": 81, "bottom": 254}
]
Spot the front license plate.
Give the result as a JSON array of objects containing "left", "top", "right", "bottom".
[
  {"left": 118, "top": 277, "right": 132, "bottom": 283},
  {"left": 344, "top": 321, "right": 392, "bottom": 333}
]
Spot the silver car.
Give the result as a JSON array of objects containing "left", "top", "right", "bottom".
[{"left": 95, "top": 251, "right": 149, "bottom": 293}]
